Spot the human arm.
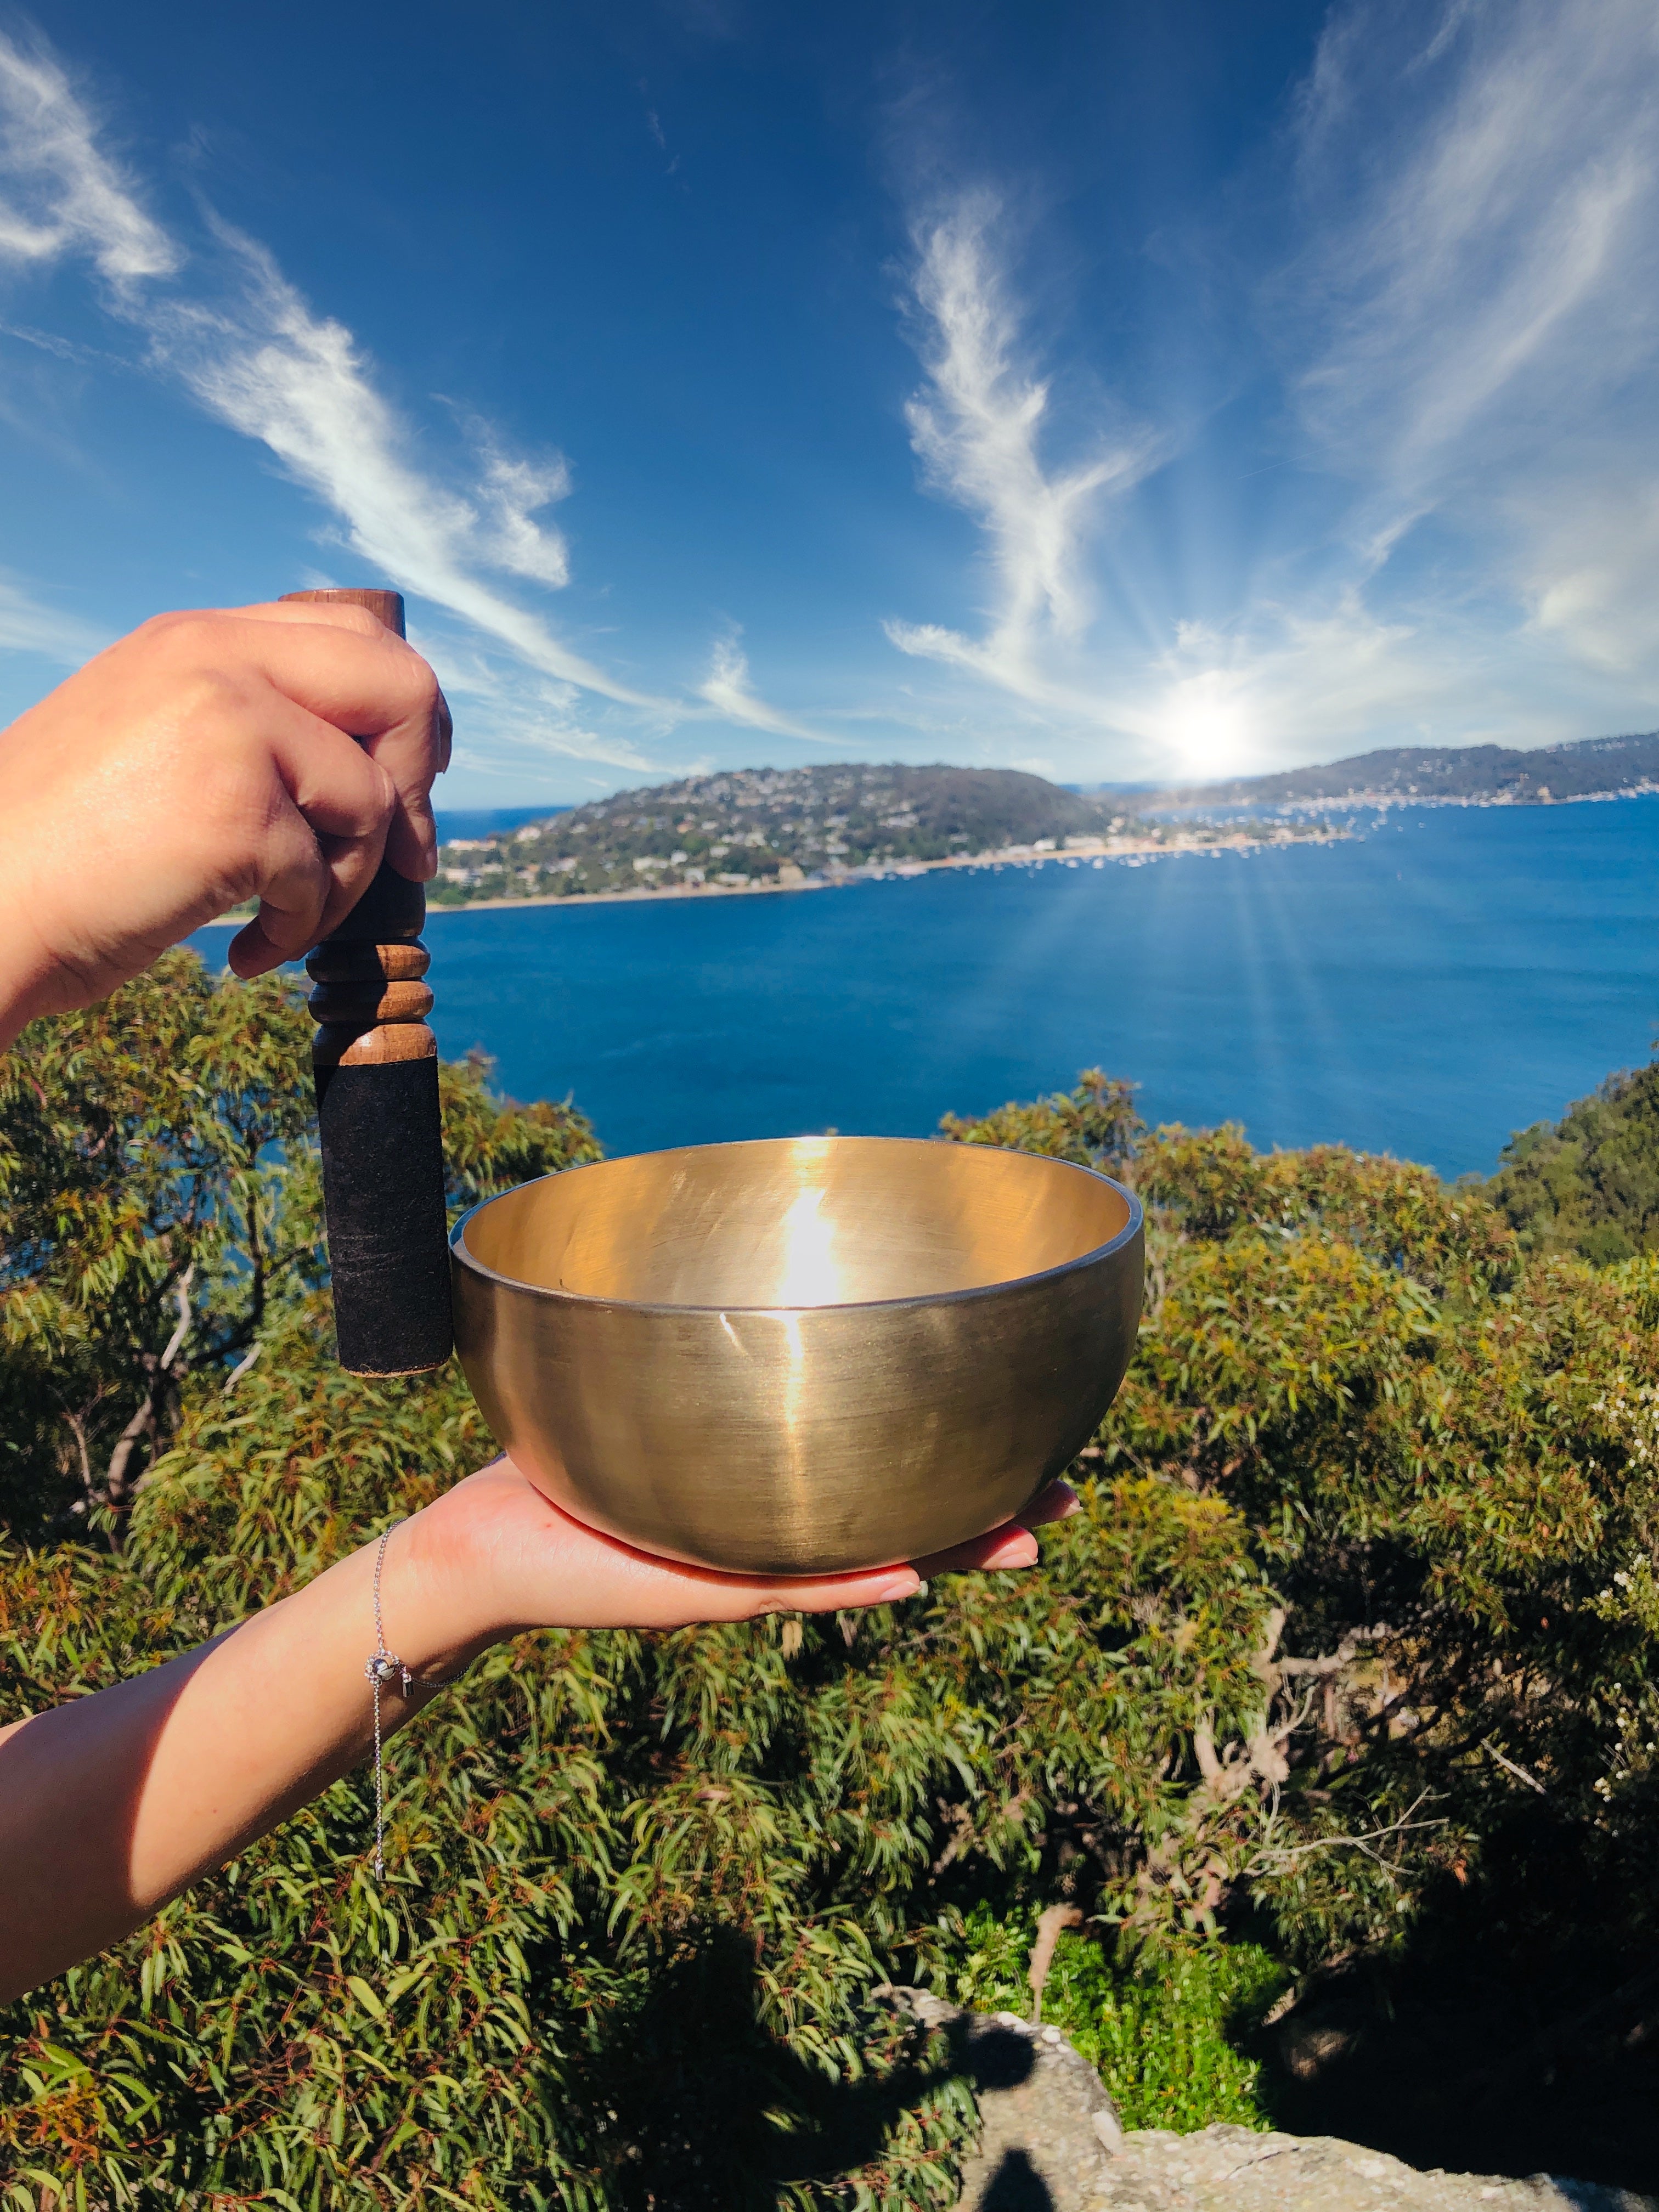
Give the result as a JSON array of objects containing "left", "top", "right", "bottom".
[{"left": 0, "top": 1457, "right": 1073, "bottom": 2002}]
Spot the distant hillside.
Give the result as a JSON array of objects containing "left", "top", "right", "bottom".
[
  {"left": 432, "top": 763, "right": 1141, "bottom": 904},
  {"left": 1148, "top": 729, "right": 1659, "bottom": 811}
]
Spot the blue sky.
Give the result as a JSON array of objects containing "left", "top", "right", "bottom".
[{"left": 2, "top": 0, "right": 1657, "bottom": 804}]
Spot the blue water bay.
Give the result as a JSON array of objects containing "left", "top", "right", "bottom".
[{"left": 199, "top": 798, "right": 1659, "bottom": 1179}]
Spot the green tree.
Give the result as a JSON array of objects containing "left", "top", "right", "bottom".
[
  {"left": 0, "top": 954, "right": 317, "bottom": 1538},
  {"left": 1486, "top": 1059, "right": 1659, "bottom": 1263},
  {"left": 0, "top": 956, "right": 601, "bottom": 1543}
]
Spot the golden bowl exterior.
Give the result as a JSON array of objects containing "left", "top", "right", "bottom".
[{"left": 451, "top": 1135, "right": 1143, "bottom": 1577}]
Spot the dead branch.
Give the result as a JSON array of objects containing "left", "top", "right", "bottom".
[
  {"left": 1194, "top": 1688, "right": 1309, "bottom": 1809},
  {"left": 929, "top": 1799, "right": 975, "bottom": 1878},
  {"left": 1193, "top": 1715, "right": 1223, "bottom": 1785},
  {"left": 1028, "top": 1903, "right": 1084, "bottom": 2021},
  {"left": 1481, "top": 1738, "right": 1548, "bottom": 1797},
  {"left": 105, "top": 1267, "right": 196, "bottom": 1522},
  {"left": 1240, "top": 1793, "right": 1446, "bottom": 1880},
  {"left": 1252, "top": 1607, "right": 1288, "bottom": 1685},
  {"left": 63, "top": 1409, "right": 95, "bottom": 1512},
  {"left": 1277, "top": 1625, "right": 1395, "bottom": 1680},
  {"left": 222, "top": 1340, "right": 263, "bottom": 1393},
  {"left": 159, "top": 1265, "right": 194, "bottom": 1374},
  {"left": 103, "top": 1383, "right": 157, "bottom": 1521}
]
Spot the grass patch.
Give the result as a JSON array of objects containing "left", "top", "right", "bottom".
[{"left": 934, "top": 1908, "right": 1288, "bottom": 2134}]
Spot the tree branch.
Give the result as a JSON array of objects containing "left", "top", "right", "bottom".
[
  {"left": 222, "top": 1341, "right": 263, "bottom": 1394},
  {"left": 159, "top": 1265, "right": 194, "bottom": 1375}
]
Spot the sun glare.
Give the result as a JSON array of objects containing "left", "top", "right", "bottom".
[{"left": 1159, "top": 680, "right": 1254, "bottom": 782}]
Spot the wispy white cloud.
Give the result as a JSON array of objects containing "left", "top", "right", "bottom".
[
  {"left": 427, "top": 639, "right": 656, "bottom": 774},
  {"left": 1291, "top": 0, "right": 1659, "bottom": 507},
  {"left": 148, "top": 227, "right": 669, "bottom": 709},
  {"left": 0, "top": 31, "right": 177, "bottom": 286},
  {"left": 474, "top": 437, "right": 572, "bottom": 589},
  {"left": 8, "top": 11, "right": 1659, "bottom": 789},
  {"left": 0, "top": 25, "right": 673, "bottom": 730},
  {"left": 0, "top": 24, "right": 831, "bottom": 781},
  {"left": 0, "top": 313, "right": 105, "bottom": 363},
  {"left": 1175, "top": 0, "right": 1659, "bottom": 765},
  {"left": 886, "top": 199, "right": 1160, "bottom": 714},
  {"left": 697, "top": 633, "right": 836, "bottom": 743},
  {"left": 1515, "top": 473, "right": 1659, "bottom": 676},
  {"left": 0, "top": 570, "right": 107, "bottom": 662}
]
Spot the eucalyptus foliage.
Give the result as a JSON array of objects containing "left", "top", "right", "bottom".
[
  {"left": 1488, "top": 1057, "right": 1659, "bottom": 1264},
  {"left": 6, "top": 980, "right": 1659, "bottom": 2200}
]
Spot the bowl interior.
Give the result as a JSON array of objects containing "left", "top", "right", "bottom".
[{"left": 459, "top": 1136, "right": 1131, "bottom": 1310}]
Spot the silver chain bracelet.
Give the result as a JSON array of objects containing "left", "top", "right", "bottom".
[
  {"left": 362, "top": 1520, "right": 468, "bottom": 1879},
  {"left": 364, "top": 1523, "right": 414, "bottom": 1880}
]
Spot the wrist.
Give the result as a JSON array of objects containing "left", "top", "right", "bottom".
[
  {"left": 393, "top": 1489, "right": 514, "bottom": 1677},
  {"left": 0, "top": 837, "right": 67, "bottom": 1049}
]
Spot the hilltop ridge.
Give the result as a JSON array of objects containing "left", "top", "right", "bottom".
[
  {"left": 1144, "top": 728, "right": 1659, "bottom": 811},
  {"left": 432, "top": 761, "right": 1149, "bottom": 905},
  {"left": 429, "top": 760, "right": 1339, "bottom": 907},
  {"left": 431, "top": 731, "right": 1659, "bottom": 913}
]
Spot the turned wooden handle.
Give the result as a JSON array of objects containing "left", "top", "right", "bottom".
[{"left": 283, "top": 587, "right": 453, "bottom": 1377}]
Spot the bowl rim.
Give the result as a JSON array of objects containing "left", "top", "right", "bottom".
[{"left": 449, "top": 1133, "right": 1144, "bottom": 1319}]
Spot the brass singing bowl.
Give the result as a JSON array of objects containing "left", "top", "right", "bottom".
[{"left": 451, "top": 1135, "right": 1144, "bottom": 1578}]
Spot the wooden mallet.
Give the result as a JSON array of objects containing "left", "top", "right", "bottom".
[{"left": 281, "top": 587, "right": 452, "bottom": 1377}]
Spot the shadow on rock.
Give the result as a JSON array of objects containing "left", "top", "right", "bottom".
[{"left": 979, "top": 2147, "right": 1057, "bottom": 2210}]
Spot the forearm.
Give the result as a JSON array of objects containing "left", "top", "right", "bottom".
[
  {"left": 0, "top": 1525, "right": 486, "bottom": 2004},
  {"left": 0, "top": 1459, "right": 1045, "bottom": 2005}
]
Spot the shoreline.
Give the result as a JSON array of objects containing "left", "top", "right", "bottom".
[
  {"left": 196, "top": 823, "right": 1343, "bottom": 927},
  {"left": 1164, "top": 783, "right": 1659, "bottom": 820}
]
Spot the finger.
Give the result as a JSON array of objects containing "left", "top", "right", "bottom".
[
  {"left": 1024, "top": 1480, "right": 1082, "bottom": 1527},
  {"left": 265, "top": 697, "right": 399, "bottom": 850},
  {"left": 381, "top": 685, "right": 452, "bottom": 882},
  {"left": 227, "top": 697, "right": 400, "bottom": 963},
  {"left": 913, "top": 1525, "right": 1041, "bottom": 1577},
  {"left": 696, "top": 1488, "right": 1077, "bottom": 1605},
  {"left": 226, "top": 603, "right": 452, "bottom": 874},
  {"left": 225, "top": 724, "right": 397, "bottom": 974},
  {"left": 469, "top": 1466, "right": 928, "bottom": 1628},
  {"left": 908, "top": 1481, "right": 1081, "bottom": 1578},
  {"left": 587, "top": 1527, "right": 924, "bottom": 1621},
  {"left": 227, "top": 599, "right": 399, "bottom": 636},
  {"left": 757, "top": 1566, "right": 924, "bottom": 1613},
  {"left": 208, "top": 612, "right": 448, "bottom": 881},
  {"left": 225, "top": 809, "right": 334, "bottom": 976}
]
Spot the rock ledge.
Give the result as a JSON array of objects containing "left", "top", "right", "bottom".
[{"left": 880, "top": 1991, "right": 1659, "bottom": 2212}]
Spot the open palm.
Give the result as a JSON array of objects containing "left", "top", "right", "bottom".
[{"left": 411, "top": 1454, "right": 1080, "bottom": 1638}]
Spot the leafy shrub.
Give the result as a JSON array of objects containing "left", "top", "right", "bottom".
[
  {"left": 8, "top": 970, "right": 1659, "bottom": 2198},
  {"left": 936, "top": 1068, "right": 1140, "bottom": 1172}
]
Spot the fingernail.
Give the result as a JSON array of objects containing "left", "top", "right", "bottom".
[{"left": 878, "top": 1571, "right": 922, "bottom": 1601}]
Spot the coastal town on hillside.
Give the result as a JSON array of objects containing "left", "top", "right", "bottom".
[
  {"left": 1144, "top": 727, "right": 1659, "bottom": 812},
  {"left": 430, "top": 761, "right": 1338, "bottom": 910}
]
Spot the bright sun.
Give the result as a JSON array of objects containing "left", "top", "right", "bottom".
[{"left": 1161, "top": 687, "right": 1253, "bottom": 782}]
